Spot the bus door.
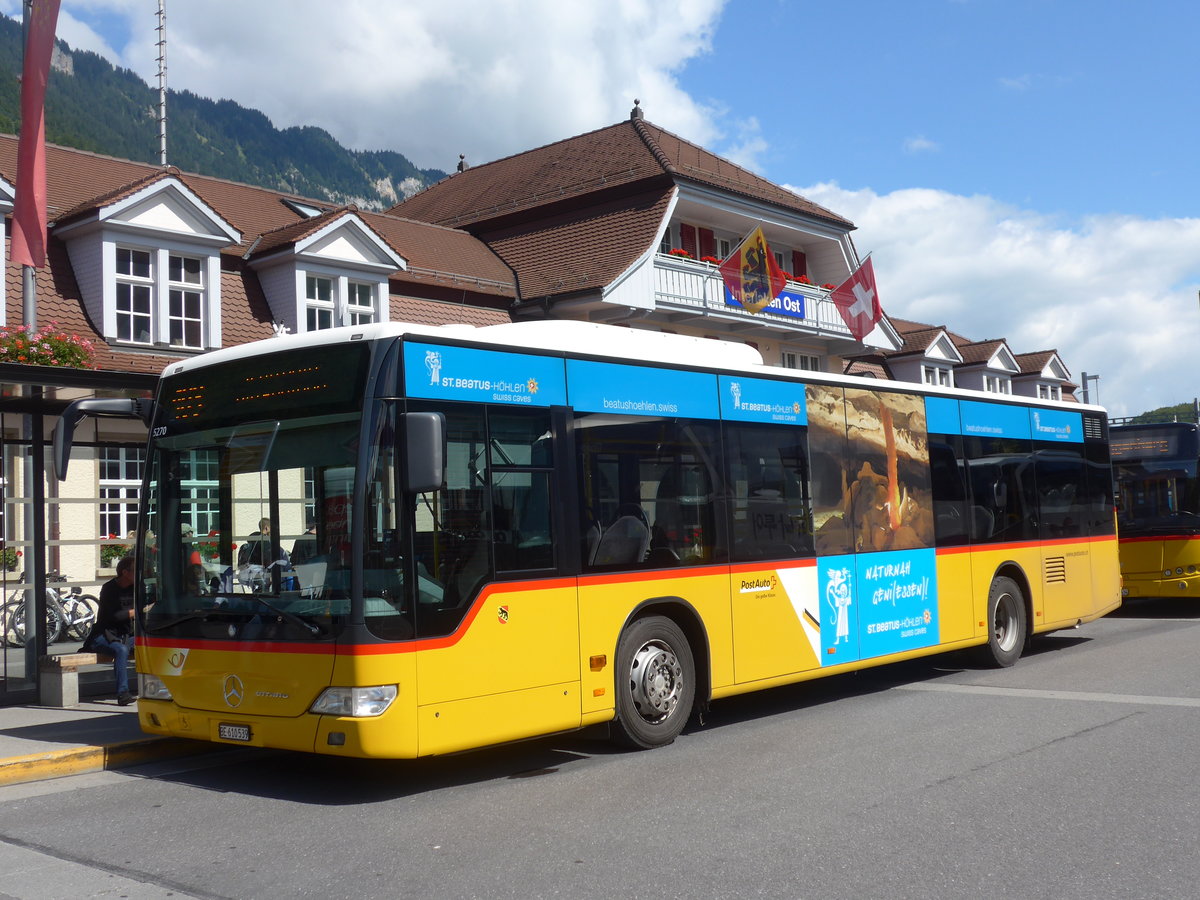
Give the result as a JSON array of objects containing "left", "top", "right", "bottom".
[
  {"left": 1034, "top": 448, "right": 1094, "bottom": 627},
  {"left": 399, "top": 404, "right": 580, "bottom": 755}
]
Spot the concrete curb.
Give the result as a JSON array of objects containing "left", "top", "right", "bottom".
[{"left": 0, "top": 737, "right": 217, "bottom": 787}]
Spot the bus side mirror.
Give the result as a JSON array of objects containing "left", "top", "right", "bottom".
[
  {"left": 403, "top": 412, "right": 446, "bottom": 493},
  {"left": 54, "top": 397, "right": 156, "bottom": 480}
]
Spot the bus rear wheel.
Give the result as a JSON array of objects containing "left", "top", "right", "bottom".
[
  {"left": 613, "top": 615, "right": 695, "bottom": 749},
  {"left": 980, "top": 575, "right": 1027, "bottom": 667}
]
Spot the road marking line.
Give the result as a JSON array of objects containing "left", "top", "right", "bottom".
[{"left": 896, "top": 682, "right": 1200, "bottom": 708}]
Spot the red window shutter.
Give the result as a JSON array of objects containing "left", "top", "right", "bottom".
[
  {"left": 680, "top": 224, "right": 698, "bottom": 257},
  {"left": 792, "top": 250, "right": 808, "bottom": 278},
  {"left": 698, "top": 228, "right": 715, "bottom": 259}
]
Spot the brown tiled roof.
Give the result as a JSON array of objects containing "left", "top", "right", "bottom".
[
  {"left": 843, "top": 359, "right": 889, "bottom": 379},
  {"left": 364, "top": 213, "right": 515, "bottom": 300},
  {"left": 244, "top": 205, "right": 360, "bottom": 259},
  {"left": 391, "top": 117, "right": 853, "bottom": 231},
  {"left": 956, "top": 339, "right": 1008, "bottom": 366},
  {"left": 484, "top": 188, "right": 673, "bottom": 299},
  {"left": 391, "top": 296, "right": 511, "bottom": 328},
  {"left": 1013, "top": 350, "right": 1063, "bottom": 376}
]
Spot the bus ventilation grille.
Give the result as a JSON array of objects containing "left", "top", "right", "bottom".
[
  {"left": 1044, "top": 556, "right": 1067, "bottom": 583},
  {"left": 1083, "top": 415, "right": 1105, "bottom": 440}
]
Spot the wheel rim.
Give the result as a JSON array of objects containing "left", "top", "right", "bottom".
[
  {"left": 628, "top": 640, "right": 684, "bottom": 723},
  {"left": 993, "top": 590, "right": 1019, "bottom": 652}
]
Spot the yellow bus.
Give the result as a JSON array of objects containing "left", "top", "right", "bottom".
[
  {"left": 1112, "top": 421, "right": 1200, "bottom": 599},
  {"left": 57, "top": 321, "right": 1120, "bottom": 757}
]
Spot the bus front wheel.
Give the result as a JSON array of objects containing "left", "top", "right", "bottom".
[
  {"left": 980, "top": 576, "right": 1027, "bottom": 667},
  {"left": 613, "top": 615, "right": 695, "bottom": 749}
]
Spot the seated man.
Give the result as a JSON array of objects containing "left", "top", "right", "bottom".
[{"left": 82, "top": 555, "right": 136, "bottom": 705}]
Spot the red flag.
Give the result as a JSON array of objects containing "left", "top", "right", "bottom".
[
  {"left": 830, "top": 257, "right": 882, "bottom": 340},
  {"left": 11, "top": 0, "right": 63, "bottom": 269},
  {"left": 719, "top": 226, "right": 787, "bottom": 314}
]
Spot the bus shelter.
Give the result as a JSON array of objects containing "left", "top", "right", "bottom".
[{"left": 0, "top": 362, "right": 156, "bottom": 705}]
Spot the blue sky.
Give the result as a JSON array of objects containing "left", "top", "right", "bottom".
[
  {"left": 688, "top": 0, "right": 1200, "bottom": 221},
  {"left": 7, "top": 0, "right": 1199, "bottom": 416}
]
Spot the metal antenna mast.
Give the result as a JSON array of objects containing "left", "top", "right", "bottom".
[{"left": 156, "top": 0, "right": 167, "bottom": 166}]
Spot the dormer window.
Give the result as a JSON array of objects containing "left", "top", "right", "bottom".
[
  {"left": 168, "top": 255, "right": 205, "bottom": 347},
  {"left": 923, "top": 365, "right": 952, "bottom": 387},
  {"left": 348, "top": 281, "right": 376, "bottom": 325},
  {"left": 303, "top": 274, "right": 378, "bottom": 331},
  {"left": 56, "top": 174, "right": 239, "bottom": 352},
  {"left": 115, "top": 248, "right": 153, "bottom": 343},
  {"left": 305, "top": 275, "right": 335, "bottom": 330},
  {"left": 111, "top": 246, "right": 211, "bottom": 348}
]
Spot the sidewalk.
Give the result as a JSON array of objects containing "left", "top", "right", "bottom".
[{"left": 0, "top": 699, "right": 216, "bottom": 787}]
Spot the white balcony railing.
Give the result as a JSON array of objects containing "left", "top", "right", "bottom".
[{"left": 652, "top": 254, "right": 852, "bottom": 337}]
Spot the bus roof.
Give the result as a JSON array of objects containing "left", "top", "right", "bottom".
[{"left": 160, "top": 320, "right": 1106, "bottom": 415}]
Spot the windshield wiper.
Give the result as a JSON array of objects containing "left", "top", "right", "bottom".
[
  {"left": 144, "top": 598, "right": 321, "bottom": 636},
  {"left": 248, "top": 596, "right": 321, "bottom": 635},
  {"left": 143, "top": 609, "right": 220, "bottom": 633}
]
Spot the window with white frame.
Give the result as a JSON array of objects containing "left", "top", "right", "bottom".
[
  {"left": 168, "top": 254, "right": 204, "bottom": 348},
  {"left": 306, "top": 275, "right": 335, "bottom": 331},
  {"left": 984, "top": 375, "right": 1012, "bottom": 394},
  {"left": 659, "top": 226, "right": 673, "bottom": 254},
  {"left": 923, "top": 365, "right": 952, "bottom": 387},
  {"left": 115, "top": 248, "right": 154, "bottom": 344},
  {"left": 114, "top": 246, "right": 211, "bottom": 348},
  {"left": 99, "top": 446, "right": 145, "bottom": 540},
  {"left": 782, "top": 351, "right": 820, "bottom": 372},
  {"left": 1037, "top": 384, "right": 1062, "bottom": 401},
  {"left": 347, "top": 281, "right": 375, "bottom": 325},
  {"left": 718, "top": 239, "right": 731, "bottom": 259}
]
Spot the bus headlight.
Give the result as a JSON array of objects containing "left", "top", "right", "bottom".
[
  {"left": 139, "top": 674, "right": 173, "bottom": 701},
  {"left": 310, "top": 685, "right": 397, "bottom": 717}
]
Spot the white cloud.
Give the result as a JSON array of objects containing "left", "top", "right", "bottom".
[
  {"left": 903, "top": 135, "right": 939, "bottom": 153},
  {"left": 999, "top": 74, "right": 1033, "bottom": 91},
  {"left": 792, "top": 182, "right": 1200, "bottom": 417},
  {"left": 54, "top": 0, "right": 728, "bottom": 170}
]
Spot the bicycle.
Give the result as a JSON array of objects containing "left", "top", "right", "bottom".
[{"left": 1, "top": 572, "right": 99, "bottom": 647}]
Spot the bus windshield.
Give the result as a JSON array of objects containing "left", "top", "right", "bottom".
[
  {"left": 142, "top": 411, "right": 362, "bottom": 640},
  {"left": 1113, "top": 425, "right": 1200, "bottom": 536},
  {"left": 1115, "top": 457, "right": 1200, "bottom": 535}
]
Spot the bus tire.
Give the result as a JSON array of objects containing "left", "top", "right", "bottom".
[
  {"left": 613, "top": 615, "right": 695, "bottom": 749},
  {"left": 979, "top": 575, "right": 1027, "bottom": 668}
]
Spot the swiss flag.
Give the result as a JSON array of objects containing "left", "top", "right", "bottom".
[{"left": 830, "top": 257, "right": 882, "bottom": 340}]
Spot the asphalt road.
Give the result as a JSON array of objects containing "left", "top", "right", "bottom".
[{"left": 3, "top": 597, "right": 1199, "bottom": 900}]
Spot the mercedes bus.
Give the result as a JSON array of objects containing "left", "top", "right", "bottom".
[{"left": 55, "top": 320, "right": 1121, "bottom": 757}]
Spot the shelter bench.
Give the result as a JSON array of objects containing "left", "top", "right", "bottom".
[{"left": 39, "top": 651, "right": 116, "bottom": 707}]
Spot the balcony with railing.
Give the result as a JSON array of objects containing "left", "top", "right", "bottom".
[{"left": 652, "top": 253, "right": 853, "bottom": 338}]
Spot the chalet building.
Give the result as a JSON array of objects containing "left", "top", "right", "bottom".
[
  {"left": 390, "top": 102, "right": 902, "bottom": 372},
  {"left": 0, "top": 105, "right": 1069, "bottom": 701},
  {"left": 843, "top": 316, "right": 1074, "bottom": 402}
]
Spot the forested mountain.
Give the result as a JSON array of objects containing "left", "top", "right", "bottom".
[
  {"left": 0, "top": 14, "right": 446, "bottom": 208},
  {"left": 1123, "top": 401, "right": 1200, "bottom": 425}
]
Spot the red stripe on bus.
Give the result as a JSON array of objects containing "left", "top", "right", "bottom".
[{"left": 936, "top": 534, "right": 1116, "bottom": 556}]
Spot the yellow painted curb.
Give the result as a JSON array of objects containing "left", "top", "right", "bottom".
[{"left": 0, "top": 737, "right": 216, "bottom": 787}]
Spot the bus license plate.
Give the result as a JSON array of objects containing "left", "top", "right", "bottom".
[{"left": 218, "top": 723, "right": 251, "bottom": 742}]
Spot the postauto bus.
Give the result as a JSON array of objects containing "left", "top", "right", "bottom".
[{"left": 55, "top": 320, "right": 1121, "bottom": 757}]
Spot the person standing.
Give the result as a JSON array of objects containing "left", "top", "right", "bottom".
[{"left": 83, "top": 554, "right": 136, "bottom": 705}]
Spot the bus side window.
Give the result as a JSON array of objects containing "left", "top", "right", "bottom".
[
  {"left": 929, "top": 436, "right": 969, "bottom": 547},
  {"left": 577, "top": 416, "right": 720, "bottom": 570},
  {"left": 725, "top": 422, "right": 814, "bottom": 561}
]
